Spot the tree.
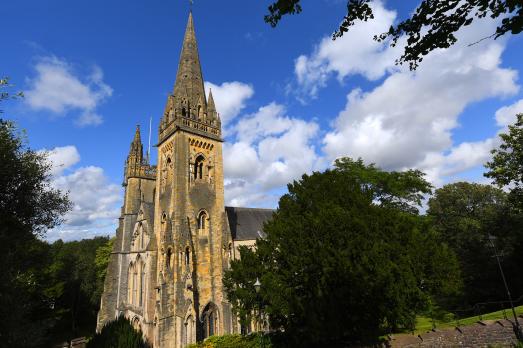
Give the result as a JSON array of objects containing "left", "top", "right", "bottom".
[
  {"left": 485, "top": 113, "right": 523, "bottom": 211},
  {"left": 264, "top": 0, "right": 523, "bottom": 69},
  {"left": 224, "top": 158, "right": 461, "bottom": 346},
  {"left": 427, "top": 182, "right": 522, "bottom": 307},
  {"left": 47, "top": 237, "right": 110, "bottom": 342},
  {"left": 88, "top": 315, "right": 150, "bottom": 348},
  {"left": 0, "top": 77, "right": 23, "bottom": 113},
  {"left": 0, "top": 119, "right": 71, "bottom": 347},
  {"left": 95, "top": 237, "right": 115, "bottom": 301}
]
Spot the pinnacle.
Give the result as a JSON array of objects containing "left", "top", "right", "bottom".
[
  {"left": 207, "top": 88, "right": 216, "bottom": 111},
  {"left": 133, "top": 125, "right": 141, "bottom": 144}
]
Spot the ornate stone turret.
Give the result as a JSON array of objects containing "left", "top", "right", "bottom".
[
  {"left": 124, "top": 125, "right": 156, "bottom": 182},
  {"left": 159, "top": 12, "right": 221, "bottom": 144}
]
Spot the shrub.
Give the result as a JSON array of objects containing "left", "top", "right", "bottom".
[{"left": 187, "top": 333, "right": 272, "bottom": 348}]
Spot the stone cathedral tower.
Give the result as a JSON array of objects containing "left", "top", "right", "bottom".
[
  {"left": 97, "top": 12, "right": 274, "bottom": 348},
  {"left": 154, "top": 11, "right": 228, "bottom": 346}
]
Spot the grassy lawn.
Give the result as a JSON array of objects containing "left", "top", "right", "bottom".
[{"left": 412, "top": 305, "right": 523, "bottom": 333}]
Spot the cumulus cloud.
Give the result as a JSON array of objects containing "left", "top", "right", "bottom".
[
  {"left": 52, "top": 166, "right": 121, "bottom": 227},
  {"left": 204, "top": 81, "right": 254, "bottom": 125},
  {"left": 293, "top": 0, "right": 400, "bottom": 99},
  {"left": 43, "top": 145, "right": 81, "bottom": 176},
  {"left": 223, "top": 103, "right": 321, "bottom": 207},
  {"left": 42, "top": 145, "right": 121, "bottom": 241},
  {"left": 25, "top": 56, "right": 112, "bottom": 126},
  {"left": 320, "top": 16, "right": 518, "bottom": 185},
  {"left": 495, "top": 98, "right": 523, "bottom": 127}
]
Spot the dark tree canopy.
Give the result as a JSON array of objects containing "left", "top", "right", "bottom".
[
  {"left": 427, "top": 182, "right": 522, "bottom": 306},
  {"left": 0, "top": 118, "right": 71, "bottom": 347},
  {"left": 265, "top": 0, "right": 523, "bottom": 69},
  {"left": 224, "top": 158, "right": 460, "bottom": 346}
]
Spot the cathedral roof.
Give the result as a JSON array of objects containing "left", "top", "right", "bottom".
[{"left": 225, "top": 207, "right": 275, "bottom": 241}]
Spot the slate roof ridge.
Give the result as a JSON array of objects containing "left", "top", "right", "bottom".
[{"left": 225, "top": 206, "right": 276, "bottom": 211}]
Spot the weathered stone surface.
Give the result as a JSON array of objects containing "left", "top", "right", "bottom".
[{"left": 97, "top": 12, "right": 274, "bottom": 348}]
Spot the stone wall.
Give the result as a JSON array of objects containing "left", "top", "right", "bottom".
[{"left": 390, "top": 319, "right": 522, "bottom": 347}]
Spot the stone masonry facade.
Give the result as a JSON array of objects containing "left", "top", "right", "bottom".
[{"left": 97, "top": 13, "right": 273, "bottom": 348}]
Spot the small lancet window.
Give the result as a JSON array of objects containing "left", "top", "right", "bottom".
[
  {"left": 198, "top": 211, "right": 207, "bottom": 229},
  {"left": 185, "top": 247, "right": 190, "bottom": 266},
  {"left": 166, "top": 248, "right": 172, "bottom": 270},
  {"left": 182, "top": 107, "right": 187, "bottom": 117}
]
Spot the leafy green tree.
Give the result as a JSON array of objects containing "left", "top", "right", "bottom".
[
  {"left": 88, "top": 315, "right": 150, "bottom": 348},
  {"left": 0, "top": 119, "right": 71, "bottom": 347},
  {"left": 47, "top": 237, "right": 110, "bottom": 342},
  {"left": 485, "top": 113, "right": 523, "bottom": 211},
  {"left": 224, "top": 158, "right": 461, "bottom": 346},
  {"left": 427, "top": 182, "right": 523, "bottom": 306},
  {"left": 95, "top": 237, "right": 115, "bottom": 301},
  {"left": 264, "top": 0, "right": 522, "bottom": 69}
]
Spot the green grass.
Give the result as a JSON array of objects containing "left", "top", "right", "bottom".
[{"left": 412, "top": 305, "right": 523, "bottom": 333}]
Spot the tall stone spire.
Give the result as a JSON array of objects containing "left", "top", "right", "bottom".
[
  {"left": 172, "top": 12, "right": 206, "bottom": 112},
  {"left": 158, "top": 12, "right": 222, "bottom": 143}
]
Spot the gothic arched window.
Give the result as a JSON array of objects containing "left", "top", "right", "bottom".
[
  {"left": 202, "top": 303, "right": 219, "bottom": 338},
  {"left": 194, "top": 155, "right": 205, "bottom": 180},
  {"left": 133, "top": 264, "right": 138, "bottom": 305},
  {"left": 128, "top": 263, "right": 133, "bottom": 304},
  {"left": 198, "top": 211, "right": 207, "bottom": 230},
  {"left": 140, "top": 262, "right": 145, "bottom": 307}
]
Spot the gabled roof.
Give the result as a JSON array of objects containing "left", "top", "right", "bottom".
[{"left": 225, "top": 206, "right": 275, "bottom": 241}]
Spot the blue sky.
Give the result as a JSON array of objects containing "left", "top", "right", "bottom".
[{"left": 3, "top": 0, "right": 523, "bottom": 241}]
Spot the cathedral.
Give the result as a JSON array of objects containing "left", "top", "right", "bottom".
[{"left": 97, "top": 12, "right": 273, "bottom": 347}]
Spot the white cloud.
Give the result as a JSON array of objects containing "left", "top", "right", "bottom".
[
  {"left": 41, "top": 145, "right": 81, "bottom": 176},
  {"left": 25, "top": 56, "right": 112, "bottom": 126},
  {"left": 293, "top": 0, "right": 400, "bottom": 98},
  {"left": 495, "top": 98, "right": 523, "bottom": 127},
  {"left": 204, "top": 81, "right": 254, "bottom": 125},
  {"left": 42, "top": 145, "right": 121, "bottom": 241},
  {"left": 50, "top": 166, "right": 121, "bottom": 240},
  {"left": 321, "top": 16, "right": 519, "bottom": 186},
  {"left": 223, "top": 103, "right": 321, "bottom": 207}
]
